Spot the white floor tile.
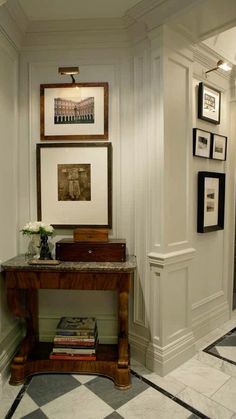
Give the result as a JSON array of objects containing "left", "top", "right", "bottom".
[
  {"left": 41, "top": 385, "right": 113, "bottom": 419},
  {"left": 169, "top": 358, "right": 230, "bottom": 397},
  {"left": 178, "top": 386, "right": 234, "bottom": 419},
  {"left": 72, "top": 373, "right": 96, "bottom": 384},
  {"left": 140, "top": 372, "right": 186, "bottom": 396},
  {"left": 12, "top": 394, "right": 39, "bottom": 419},
  {"left": 212, "top": 376, "right": 236, "bottom": 412},
  {"left": 117, "top": 387, "right": 191, "bottom": 419},
  {"left": 214, "top": 346, "right": 236, "bottom": 363}
]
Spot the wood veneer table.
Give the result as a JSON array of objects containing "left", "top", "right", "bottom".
[{"left": 2, "top": 255, "right": 136, "bottom": 389}]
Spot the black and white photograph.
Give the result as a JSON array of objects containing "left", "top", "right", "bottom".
[
  {"left": 197, "top": 171, "right": 225, "bottom": 233},
  {"left": 198, "top": 82, "right": 221, "bottom": 124},
  {"left": 211, "top": 134, "right": 227, "bottom": 160},
  {"left": 193, "top": 128, "right": 211, "bottom": 158}
]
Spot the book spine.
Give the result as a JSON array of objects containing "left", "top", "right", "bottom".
[
  {"left": 56, "top": 330, "right": 97, "bottom": 337},
  {"left": 52, "top": 348, "right": 96, "bottom": 354},
  {"left": 50, "top": 354, "right": 96, "bottom": 361},
  {"left": 54, "top": 341, "right": 96, "bottom": 347},
  {"left": 55, "top": 335, "right": 96, "bottom": 341}
]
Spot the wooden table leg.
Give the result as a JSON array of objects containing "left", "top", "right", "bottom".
[
  {"left": 7, "top": 288, "right": 39, "bottom": 384},
  {"left": 118, "top": 274, "right": 130, "bottom": 369}
]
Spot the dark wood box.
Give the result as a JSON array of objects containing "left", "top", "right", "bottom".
[{"left": 56, "top": 239, "right": 126, "bottom": 262}]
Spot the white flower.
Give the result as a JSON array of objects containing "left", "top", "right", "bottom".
[{"left": 21, "top": 221, "right": 54, "bottom": 235}]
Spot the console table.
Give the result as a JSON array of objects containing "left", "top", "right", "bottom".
[{"left": 2, "top": 255, "right": 136, "bottom": 389}]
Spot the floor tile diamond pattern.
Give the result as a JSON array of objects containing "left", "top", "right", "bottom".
[{"left": 5, "top": 373, "right": 206, "bottom": 419}]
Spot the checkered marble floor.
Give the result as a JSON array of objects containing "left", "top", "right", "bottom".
[{"left": 4, "top": 372, "right": 204, "bottom": 419}]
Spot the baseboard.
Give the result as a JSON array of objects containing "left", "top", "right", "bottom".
[
  {"left": 0, "top": 322, "right": 23, "bottom": 390},
  {"left": 145, "top": 332, "right": 195, "bottom": 376},
  {"left": 129, "top": 331, "right": 149, "bottom": 366},
  {"left": 192, "top": 300, "right": 229, "bottom": 340}
]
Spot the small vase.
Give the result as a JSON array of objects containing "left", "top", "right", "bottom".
[
  {"left": 39, "top": 233, "right": 52, "bottom": 260},
  {"left": 26, "top": 234, "right": 41, "bottom": 259}
]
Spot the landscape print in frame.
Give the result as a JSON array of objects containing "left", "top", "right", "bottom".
[{"left": 40, "top": 83, "right": 108, "bottom": 140}]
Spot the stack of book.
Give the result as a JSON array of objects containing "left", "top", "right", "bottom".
[{"left": 50, "top": 316, "right": 98, "bottom": 361}]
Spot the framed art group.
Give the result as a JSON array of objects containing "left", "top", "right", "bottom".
[
  {"left": 193, "top": 129, "right": 227, "bottom": 161},
  {"left": 37, "top": 81, "right": 111, "bottom": 229}
]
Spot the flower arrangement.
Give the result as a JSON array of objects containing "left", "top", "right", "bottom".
[{"left": 21, "top": 221, "right": 54, "bottom": 236}]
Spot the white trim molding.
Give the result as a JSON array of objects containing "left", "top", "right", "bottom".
[{"left": 0, "top": 322, "right": 23, "bottom": 390}]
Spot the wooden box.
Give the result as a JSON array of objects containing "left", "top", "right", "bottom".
[
  {"left": 56, "top": 239, "right": 126, "bottom": 262},
  {"left": 73, "top": 228, "right": 108, "bottom": 242}
]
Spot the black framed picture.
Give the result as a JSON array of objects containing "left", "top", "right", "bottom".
[
  {"left": 198, "top": 82, "right": 221, "bottom": 124},
  {"left": 37, "top": 142, "right": 112, "bottom": 229},
  {"left": 197, "top": 171, "right": 225, "bottom": 233},
  {"left": 193, "top": 128, "right": 211, "bottom": 158},
  {"left": 211, "top": 134, "right": 227, "bottom": 161}
]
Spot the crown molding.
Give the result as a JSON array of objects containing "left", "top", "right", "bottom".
[
  {"left": 5, "top": 0, "right": 28, "bottom": 34},
  {"left": 125, "top": 0, "right": 201, "bottom": 31},
  {"left": 26, "top": 16, "right": 125, "bottom": 34}
]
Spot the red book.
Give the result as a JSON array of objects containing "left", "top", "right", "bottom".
[{"left": 49, "top": 353, "right": 96, "bottom": 361}]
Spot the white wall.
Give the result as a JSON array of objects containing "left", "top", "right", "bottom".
[{"left": 0, "top": 29, "right": 21, "bottom": 387}]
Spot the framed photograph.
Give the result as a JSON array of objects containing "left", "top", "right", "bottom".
[
  {"left": 40, "top": 83, "right": 108, "bottom": 140},
  {"left": 193, "top": 128, "right": 211, "bottom": 158},
  {"left": 211, "top": 134, "right": 227, "bottom": 161},
  {"left": 198, "top": 82, "right": 221, "bottom": 124},
  {"left": 197, "top": 171, "right": 225, "bottom": 233},
  {"left": 37, "top": 143, "right": 112, "bottom": 228}
]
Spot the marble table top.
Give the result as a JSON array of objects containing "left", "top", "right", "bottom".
[{"left": 2, "top": 254, "right": 136, "bottom": 273}]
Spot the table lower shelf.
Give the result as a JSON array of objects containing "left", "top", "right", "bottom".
[{"left": 10, "top": 342, "right": 131, "bottom": 389}]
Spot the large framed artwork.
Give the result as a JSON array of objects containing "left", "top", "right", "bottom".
[
  {"left": 40, "top": 83, "right": 108, "bottom": 140},
  {"left": 197, "top": 171, "right": 225, "bottom": 233},
  {"left": 198, "top": 82, "right": 221, "bottom": 124},
  {"left": 211, "top": 134, "right": 227, "bottom": 161},
  {"left": 36, "top": 143, "right": 112, "bottom": 228},
  {"left": 193, "top": 128, "right": 211, "bottom": 158}
]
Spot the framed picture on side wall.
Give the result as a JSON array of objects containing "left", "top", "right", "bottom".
[
  {"left": 211, "top": 134, "right": 227, "bottom": 161},
  {"left": 198, "top": 82, "right": 221, "bottom": 124},
  {"left": 40, "top": 83, "right": 109, "bottom": 140},
  {"left": 197, "top": 171, "right": 225, "bottom": 233},
  {"left": 193, "top": 128, "right": 211, "bottom": 158},
  {"left": 36, "top": 142, "right": 112, "bottom": 228}
]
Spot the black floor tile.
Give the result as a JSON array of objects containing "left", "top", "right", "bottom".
[
  {"left": 21, "top": 408, "right": 49, "bottom": 419},
  {"left": 85, "top": 374, "right": 149, "bottom": 410},
  {"left": 27, "top": 374, "right": 81, "bottom": 407}
]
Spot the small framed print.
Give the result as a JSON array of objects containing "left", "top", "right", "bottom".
[
  {"left": 211, "top": 134, "right": 227, "bottom": 161},
  {"left": 198, "top": 82, "right": 221, "bottom": 124},
  {"left": 197, "top": 171, "right": 225, "bottom": 233},
  {"left": 40, "top": 83, "right": 108, "bottom": 140},
  {"left": 36, "top": 143, "right": 112, "bottom": 229},
  {"left": 193, "top": 128, "right": 211, "bottom": 158}
]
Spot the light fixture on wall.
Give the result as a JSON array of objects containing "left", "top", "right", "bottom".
[
  {"left": 58, "top": 66, "right": 80, "bottom": 83},
  {"left": 205, "top": 60, "right": 232, "bottom": 76}
]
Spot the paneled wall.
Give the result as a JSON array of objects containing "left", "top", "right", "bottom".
[
  {"left": 18, "top": 47, "right": 135, "bottom": 343},
  {"left": 0, "top": 30, "right": 21, "bottom": 387}
]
